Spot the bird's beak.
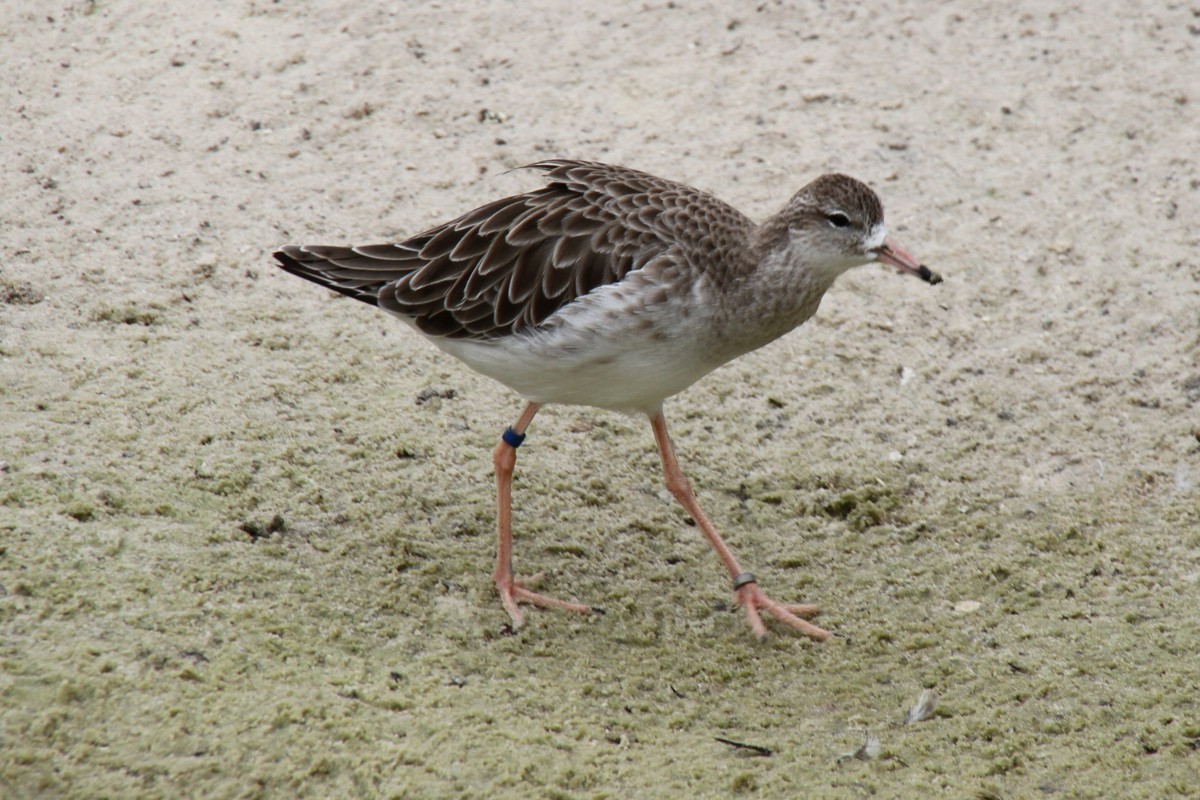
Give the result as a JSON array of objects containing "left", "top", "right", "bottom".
[{"left": 874, "top": 238, "right": 942, "bottom": 285}]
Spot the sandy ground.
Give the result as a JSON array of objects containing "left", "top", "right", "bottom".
[{"left": 3, "top": 1, "right": 1199, "bottom": 797}]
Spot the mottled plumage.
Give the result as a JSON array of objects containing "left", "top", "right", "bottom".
[
  {"left": 273, "top": 159, "right": 939, "bottom": 640},
  {"left": 275, "top": 160, "right": 761, "bottom": 341}
]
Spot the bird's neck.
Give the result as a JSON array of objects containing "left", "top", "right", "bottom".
[{"left": 705, "top": 234, "right": 841, "bottom": 362}]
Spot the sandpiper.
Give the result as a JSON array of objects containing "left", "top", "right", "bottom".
[{"left": 274, "top": 159, "right": 940, "bottom": 641}]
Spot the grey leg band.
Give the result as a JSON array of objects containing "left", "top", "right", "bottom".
[{"left": 732, "top": 572, "right": 757, "bottom": 591}]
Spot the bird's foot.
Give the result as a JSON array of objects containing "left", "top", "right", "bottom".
[
  {"left": 734, "top": 578, "right": 829, "bottom": 642},
  {"left": 496, "top": 572, "right": 596, "bottom": 628}
]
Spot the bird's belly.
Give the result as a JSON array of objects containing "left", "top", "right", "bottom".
[{"left": 429, "top": 315, "right": 722, "bottom": 415}]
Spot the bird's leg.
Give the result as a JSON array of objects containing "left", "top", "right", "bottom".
[
  {"left": 649, "top": 413, "right": 830, "bottom": 642},
  {"left": 493, "top": 402, "right": 593, "bottom": 626}
]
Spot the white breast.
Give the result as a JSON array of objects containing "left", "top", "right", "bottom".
[{"left": 414, "top": 271, "right": 728, "bottom": 415}]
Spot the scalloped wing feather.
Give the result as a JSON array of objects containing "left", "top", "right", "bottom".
[{"left": 273, "top": 160, "right": 756, "bottom": 340}]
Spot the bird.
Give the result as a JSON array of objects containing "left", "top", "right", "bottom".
[{"left": 273, "top": 159, "right": 940, "bottom": 641}]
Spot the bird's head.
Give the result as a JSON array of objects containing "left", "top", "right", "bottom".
[{"left": 765, "top": 173, "right": 941, "bottom": 286}]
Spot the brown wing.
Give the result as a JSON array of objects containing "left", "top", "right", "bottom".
[{"left": 273, "top": 160, "right": 755, "bottom": 340}]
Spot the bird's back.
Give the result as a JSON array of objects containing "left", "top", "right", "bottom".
[{"left": 273, "top": 160, "right": 756, "bottom": 341}]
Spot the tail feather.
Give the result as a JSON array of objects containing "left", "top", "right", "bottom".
[{"left": 273, "top": 246, "right": 384, "bottom": 307}]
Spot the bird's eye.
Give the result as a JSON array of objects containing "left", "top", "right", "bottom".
[{"left": 825, "top": 212, "right": 852, "bottom": 228}]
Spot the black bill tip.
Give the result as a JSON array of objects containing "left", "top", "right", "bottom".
[{"left": 918, "top": 265, "right": 943, "bottom": 285}]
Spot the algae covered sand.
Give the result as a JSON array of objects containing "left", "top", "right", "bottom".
[{"left": 2, "top": 1, "right": 1198, "bottom": 797}]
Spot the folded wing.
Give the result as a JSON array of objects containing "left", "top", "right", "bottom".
[{"left": 274, "top": 160, "right": 753, "bottom": 340}]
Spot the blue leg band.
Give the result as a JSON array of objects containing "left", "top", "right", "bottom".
[{"left": 501, "top": 427, "right": 526, "bottom": 448}]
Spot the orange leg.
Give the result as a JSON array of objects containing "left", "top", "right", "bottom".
[
  {"left": 492, "top": 402, "right": 593, "bottom": 626},
  {"left": 650, "top": 413, "right": 829, "bottom": 642}
]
